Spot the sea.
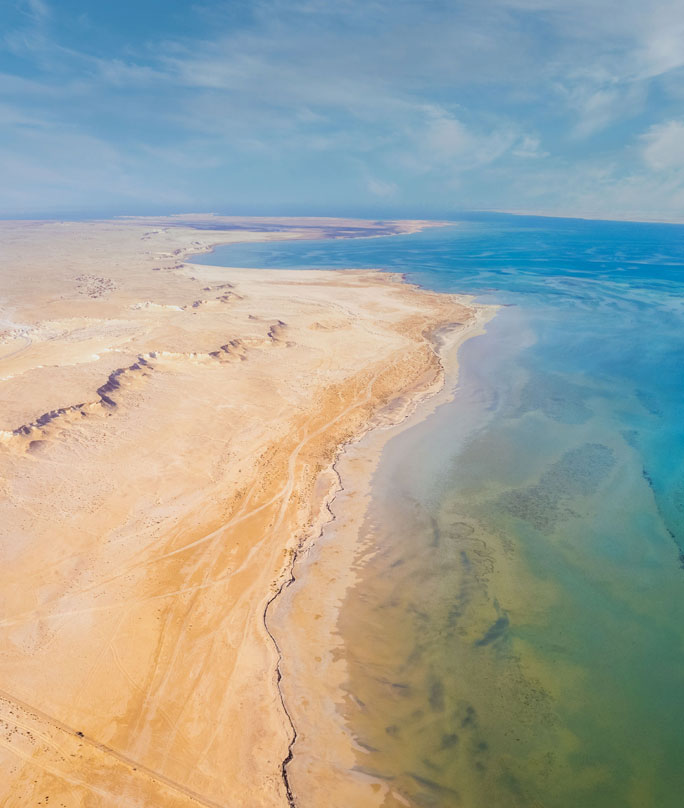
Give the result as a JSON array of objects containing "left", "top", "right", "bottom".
[{"left": 192, "top": 214, "right": 684, "bottom": 807}]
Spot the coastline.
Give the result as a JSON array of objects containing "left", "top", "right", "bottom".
[
  {"left": 0, "top": 216, "right": 487, "bottom": 807},
  {"left": 270, "top": 300, "right": 496, "bottom": 807}
]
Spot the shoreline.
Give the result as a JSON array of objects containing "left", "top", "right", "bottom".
[
  {"left": 192, "top": 229, "right": 496, "bottom": 808},
  {"left": 0, "top": 215, "right": 487, "bottom": 806},
  {"left": 270, "top": 300, "right": 496, "bottom": 807}
]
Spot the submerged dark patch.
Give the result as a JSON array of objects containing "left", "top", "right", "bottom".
[
  {"left": 515, "top": 372, "right": 594, "bottom": 424},
  {"left": 496, "top": 443, "right": 616, "bottom": 530},
  {"left": 475, "top": 615, "right": 510, "bottom": 647}
]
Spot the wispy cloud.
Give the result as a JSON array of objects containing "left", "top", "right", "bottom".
[
  {"left": 512, "top": 135, "right": 548, "bottom": 159},
  {"left": 3, "top": 0, "right": 684, "bottom": 217},
  {"left": 21, "top": 0, "right": 50, "bottom": 21},
  {"left": 641, "top": 119, "right": 684, "bottom": 171},
  {"left": 366, "top": 177, "right": 398, "bottom": 197}
]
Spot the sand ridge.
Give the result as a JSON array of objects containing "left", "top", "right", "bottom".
[{"left": 0, "top": 216, "right": 481, "bottom": 807}]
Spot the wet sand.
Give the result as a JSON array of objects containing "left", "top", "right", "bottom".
[
  {"left": 270, "top": 306, "right": 495, "bottom": 807},
  {"left": 0, "top": 216, "right": 488, "bottom": 806}
]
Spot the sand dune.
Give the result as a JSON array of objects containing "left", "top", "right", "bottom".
[{"left": 0, "top": 217, "right": 483, "bottom": 807}]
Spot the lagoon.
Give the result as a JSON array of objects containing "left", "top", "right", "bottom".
[{"left": 194, "top": 214, "right": 684, "bottom": 806}]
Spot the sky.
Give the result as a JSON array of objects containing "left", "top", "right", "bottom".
[{"left": 3, "top": 0, "right": 684, "bottom": 219}]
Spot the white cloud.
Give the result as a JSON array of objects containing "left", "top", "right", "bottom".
[
  {"left": 641, "top": 120, "right": 684, "bottom": 171},
  {"left": 0, "top": 101, "right": 50, "bottom": 127},
  {"left": 95, "top": 59, "right": 167, "bottom": 87},
  {"left": 23, "top": 0, "right": 50, "bottom": 21},
  {"left": 421, "top": 110, "right": 473, "bottom": 160},
  {"left": 412, "top": 106, "right": 516, "bottom": 174},
  {"left": 631, "top": 1, "right": 684, "bottom": 80},
  {"left": 366, "top": 177, "right": 398, "bottom": 197},
  {"left": 512, "top": 135, "right": 547, "bottom": 158},
  {"left": 5, "top": 0, "right": 684, "bottom": 217}
]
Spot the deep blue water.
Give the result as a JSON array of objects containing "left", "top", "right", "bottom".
[{"left": 193, "top": 215, "right": 684, "bottom": 806}]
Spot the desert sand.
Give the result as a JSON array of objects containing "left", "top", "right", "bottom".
[{"left": 0, "top": 216, "right": 489, "bottom": 807}]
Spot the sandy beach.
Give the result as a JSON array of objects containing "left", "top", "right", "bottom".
[
  {"left": 270, "top": 302, "right": 495, "bottom": 808},
  {"left": 0, "top": 216, "right": 491, "bottom": 807}
]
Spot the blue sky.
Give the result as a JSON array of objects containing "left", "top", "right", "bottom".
[{"left": 3, "top": 0, "right": 684, "bottom": 219}]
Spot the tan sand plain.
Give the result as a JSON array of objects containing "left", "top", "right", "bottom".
[{"left": 0, "top": 216, "right": 487, "bottom": 807}]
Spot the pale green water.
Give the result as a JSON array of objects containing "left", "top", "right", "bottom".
[{"left": 340, "top": 309, "right": 684, "bottom": 806}]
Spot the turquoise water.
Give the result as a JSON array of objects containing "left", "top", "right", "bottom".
[{"left": 194, "top": 215, "right": 684, "bottom": 806}]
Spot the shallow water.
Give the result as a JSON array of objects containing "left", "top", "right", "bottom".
[{"left": 194, "top": 215, "right": 684, "bottom": 806}]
